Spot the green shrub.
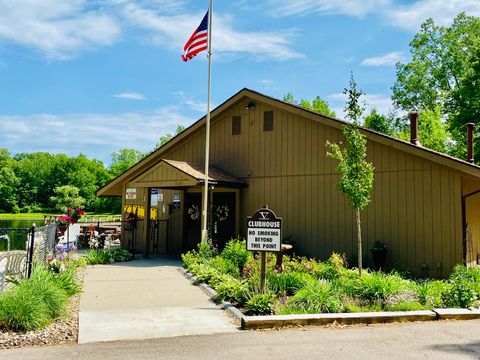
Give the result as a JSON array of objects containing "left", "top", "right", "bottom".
[
  {"left": 354, "top": 272, "right": 411, "bottom": 302},
  {"left": 442, "top": 265, "right": 480, "bottom": 308},
  {"left": 84, "top": 249, "right": 111, "bottom": 265},
  {"left": 213, "top": 277, "right": 249, "bottom": 304},
  {"left": 384, "top": 300, "right": 425, "bottom": 311},
  {"left": 0, "top": 285, "right": 51, "bottom": 331},
  {"left": 245, "top": 293, "right": 275, "bottom": 315},
  {"left": 182, "top": 251, "right": 204, "bottom": 270},
  {"left": 267, "top": 271, "right": 313, "bottom": 295},
  {"left": 107, "top": 248, "right": 133, "bottom": 262},
  {"left": 54, "top": 267, "right": 81, "bottom": 296},
  {"left": 287, "top": 280, "right": 341, "bottom": 313},
  {"left": 197, "top": 239, "right": 218, "bottom": 260},
  {"left": 207, "top": 257, "right": 240, "bottom": 277},
  {"left": 220, "top": 239, "right": 250, "bottom": 271},
  {"left": 22, "top": 269, "right": 68, "bottom": 318},
  {"left": 417, "top": 280, "right": 451, "bottom": 308}
]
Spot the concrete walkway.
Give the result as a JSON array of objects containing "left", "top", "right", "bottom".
[{"left": 78, "top": 258, "right": 237, "bottom": 344}]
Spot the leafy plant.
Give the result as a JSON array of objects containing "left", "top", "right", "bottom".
[
  {"left": 267, "top": 271, "right": 312, "bottom": 295},
  {"left": 354, "top": 272, "right": 410, "bottom": 302},
  {"left": 213, "top": 276, "right": 249, "bottom": 304},
  {"left": 107, "top": 247, "right": 134, "bottom": 262},
  {"left": 84, "top": 249, "right": 112, "bottom": 265},
  {"left": 207, "top": 257, "right": 240, "bottom": 278},
  {"left": 220, "top": 238, "right": 251, "bottom": 271},
  {"left": 245, "top": 293, "right": 276, "bottom": 315},
  {"left": 0, "top": 285, "right": 51, "bottom": 331},
  {"left": 286, "top": 280, "right": 341, "bottom": 313},
  {"left": 326, "top": 75, "right": 374, "bottom": 275}
]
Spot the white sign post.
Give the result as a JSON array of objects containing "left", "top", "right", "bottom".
[{"left": 246, "top": 207, "right": 282, "bottom": 294}]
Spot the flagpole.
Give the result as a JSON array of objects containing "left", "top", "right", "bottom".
[{"left": 201, "top": 0, "right": 213, "bottom": 244}]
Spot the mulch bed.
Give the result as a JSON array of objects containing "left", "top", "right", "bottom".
[{"left": 0, "top": 266, "right": 85, "bottom": 349}]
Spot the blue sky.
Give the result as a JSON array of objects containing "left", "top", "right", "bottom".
[{"left": 0, "top": 0, "right": 479, "bottom": 164}]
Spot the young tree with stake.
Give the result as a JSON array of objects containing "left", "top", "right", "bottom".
[{"left": 326, "top": 73, "right": 374, "bottom": 275}]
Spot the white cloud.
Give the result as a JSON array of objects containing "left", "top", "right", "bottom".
[
  {"left": 122, "top": 4, "right": 303, "bottom": 61},
  {"left": 361, "top": 51, "right": 405, "bottom": 66},
  {"left": 386, "top": 0, "right": 480, "bottom": 32},
  {"left": 328, "top": 92, "right": 393, "bottom": 120},
  {"left": 114, "top": 92, "right": 146, "bottom": 100},
  {"left": 268, "top": 0, "right": 390, "bottom": 17},
  {"left": 173, "top": 91, "right": 209, "bottom": 112},
  {"left": 0, "top": 108, "right": 192, "bottom": 164},
  {"left": 0, "top": 0, "right": 121, "bottom": 60}
]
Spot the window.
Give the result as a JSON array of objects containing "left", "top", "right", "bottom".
[
  {"left": 264, "top": 111, "right": 273, "bottom": 131},
  {"left": 232, "top": 116, "right": 241, "bottom": 135}
]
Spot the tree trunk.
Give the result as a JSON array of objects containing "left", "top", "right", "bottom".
[{"left": 356, "top": 208, "right": 362, "bottom": 276}]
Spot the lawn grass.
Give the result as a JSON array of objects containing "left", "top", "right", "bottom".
[{"left": 0, "top": 213, "right": 47, "bottom": 220}]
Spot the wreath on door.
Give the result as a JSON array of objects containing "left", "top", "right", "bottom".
[
  {"left": 187, "top": 204, "right": 200, "bottom": 220},
  {"left": 214, "top": 204, "right": 230, "bottom": 222}
]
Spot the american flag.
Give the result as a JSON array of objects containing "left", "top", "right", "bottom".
[{"left": 182, "top": 11, "right": 209, "bottom": 62}]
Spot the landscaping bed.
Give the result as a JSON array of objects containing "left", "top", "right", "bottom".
[
  {"left": 182, "top": 239, "right": 480, "bottom": 324},
  {"left": 0, "top": 263, "right": 85, "bottom": 349}
]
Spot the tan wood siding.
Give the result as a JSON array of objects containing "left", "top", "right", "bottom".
[{"left": 129, "top": 98, "right": 467, "bottom": 276}]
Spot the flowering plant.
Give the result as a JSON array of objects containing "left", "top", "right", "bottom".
[
  {"left": 56, "top": 207, "right": 84, "bottom": 226},
  {"left": 67, "top": 207, "right": 84, "bottom": 224},
  {"left": 47, "top": 256, "right": 66, "bottom": 273}
]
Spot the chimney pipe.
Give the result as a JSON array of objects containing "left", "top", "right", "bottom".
[
  {"left": 409, "top": 110, "right": 420, "bottom": 146},
  {"left": 466, "top": 123, "right": 475, "bottom": 163}
]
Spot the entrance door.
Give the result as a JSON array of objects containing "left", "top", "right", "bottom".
[
  {"left": 184, "top": 192, "right": 202, "bottom": 253},
  {"left": 212, "top": 192, "right": 236, "bottom": 250}
]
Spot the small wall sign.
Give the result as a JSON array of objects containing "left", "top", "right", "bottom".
[
  {"left": 150, "top": 189, "right": 158, "bottom": 207},
  {"left": 126, "top": 188, "right": 137, "bottom": 200},
  {"left": 246, "top": 207, "right": 282, "bottom": 252}
]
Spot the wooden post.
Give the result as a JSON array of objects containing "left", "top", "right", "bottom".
[{"left": 260, "top": 251, "right": 267, "bottom": 294}]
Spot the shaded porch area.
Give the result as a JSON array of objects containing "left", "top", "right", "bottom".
[{"left": 121, "top": 159, "right": 245, "bottom": 257}]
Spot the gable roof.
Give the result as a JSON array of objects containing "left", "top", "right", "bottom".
[{"left": 98, "top": 88, "right": 480, "bottom": 196}]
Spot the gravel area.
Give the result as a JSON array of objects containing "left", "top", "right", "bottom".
[{"left": 0, "top": 266, "right": 85, "bottom": 349}]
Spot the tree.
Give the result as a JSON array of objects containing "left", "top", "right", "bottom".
[
  {"left": 49, "top": 185, "right": 85, "bottom": 213},
  {"left": 326, "top": 74, "right": 374, "bottom": 275},
  {"left": 363, "top": 109, "right": 394, "bottom": 135},
  {"left": 282, "top": 92, "right": 336, "bottom": 117},
  {"left": 391, "top": 13, "right": 480, "bottom": 159},
  {"left": 109, "top": 149, "right": 145, "bottom": 177},
  {"left": 155, "top": 125, "right": 186, "bottom": 149}
]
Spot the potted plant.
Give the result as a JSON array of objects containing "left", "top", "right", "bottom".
[{"left": 370, "top": 241, "right": 388, "bottom": 270}]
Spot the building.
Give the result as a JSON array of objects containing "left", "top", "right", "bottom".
[{"left": 97, "top": 88, "right": 480, "bottom": 277}]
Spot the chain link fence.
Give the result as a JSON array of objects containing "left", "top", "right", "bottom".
[{"left": 0, "top": 224, "right": 57, "bottom": 291}]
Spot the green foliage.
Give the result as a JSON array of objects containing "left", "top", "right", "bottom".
[
  {"left": 196, "top": 239, "right": 218, "bottom": 260},
  {"left": 326, "top": 124, "right": 374, "bottom": 211},
  {"left": 207, "top": 257, "right": 240, "bottom": 277},
  {"left": 0, "top": 264, "right": 80, "bottom": 331},
  {"left": 392, "top": 13, "right": 480, "bottom": 160},
  {"left": 285, "top": 280, "right": 342, "bottom": 314},
  {"left": 107, "top": 248, "right": 134, "bottom": 262},
  {"left": 363, "top": 109, "right": 394, "bottom": 135},
  {"left": 84, "top": 249, "right": 112, "bottom": 265},
  {"left": 441, "top": 265, "right": 480, "bottom": 308},
  {"left": 282, "top": 92, "right": 336, "bottom": 117},
  {"left": 155, "top": 125, "right": 186, "bottom": 149},
  {"left": 354, "top": 272, "right": 410, "bottom": 302},
  {"left": 245, "top": 293, "right": 276, "bottom": 315},
  {"left": 417, "top": 280, "right": 451, "bottom": 308},
  {"left": 220, "top": 239, "right": 251, "bottom": 271},
  {"left": 213, "top": 276, "right": 249, "bottom": 304},
  {"left": 343, "top": 72, "right": 366, "bottom": 124},
  {"left": 21, "top": 267, "right": 68, "bottom": 318},
  {"left": 49, "top": 185, "right": 85, "bottom": 212},
  {"left": 109, "top": 149, "right": 145, "bottom": 177},
  {"left": 267, "top": 271, "right": 313, "bottom": 295},
  {"left": 0, "top": 285, "right": 51, "bottom": 331}
]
